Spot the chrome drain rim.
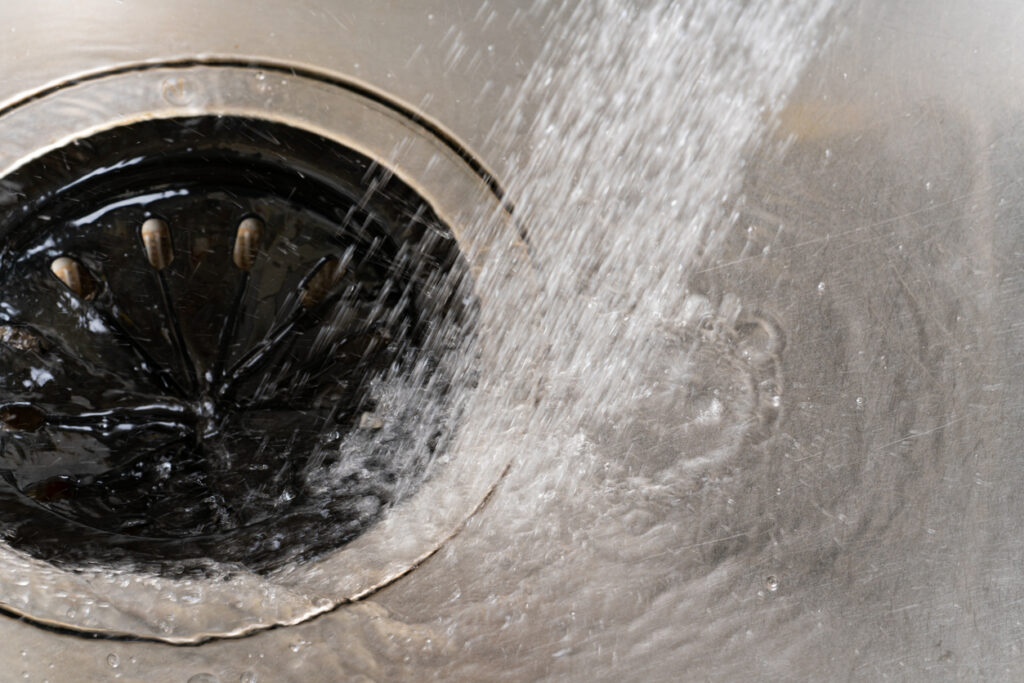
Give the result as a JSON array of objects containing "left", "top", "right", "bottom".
[{"left": 0, "top": 62, "right": 519, "bottom": 643}]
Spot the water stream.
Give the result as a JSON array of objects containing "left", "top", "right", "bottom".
[
  {"left": 0, "top": 0, "right": 888, "bottom": 678},
  {"left": 357, "top": 0, "right": 839, "bottom": 679}
]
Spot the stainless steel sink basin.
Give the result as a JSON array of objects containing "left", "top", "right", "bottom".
[{"left": 0, "top": 1, "right": 1021, "bottom": 680}]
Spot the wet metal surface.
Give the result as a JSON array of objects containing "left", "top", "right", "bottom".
[{"left": 0, "top": 0, "right": 1022, "bottom": 681}]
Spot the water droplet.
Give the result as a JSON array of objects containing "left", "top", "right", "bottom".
[
  {"left": 253, "top": 72, "right": 270, "bottom": 94},
  {"left": 817, "top": 281, "right": 825, "bottom": 294},
  {"left": 187, "top": 675, "right": 220, "bottom": 683},
  {"left": 240, "top": 673, "right": 258, "bottom": 683},
  {"left": 855, "top": 396, "right": 865, "bottom": 409},
  {"left": 107, "top": 653, "right": 119, "bottom": 669},
  {"left": 161, "top": 77, "right": 195, "bottom": 106},
  {"left": 765, "top": 575, "right": 779, "bottom": 592}
]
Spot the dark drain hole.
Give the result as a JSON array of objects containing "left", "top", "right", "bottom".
[{"left": 0, "top": 115, "right": 474, "bottom": 574}]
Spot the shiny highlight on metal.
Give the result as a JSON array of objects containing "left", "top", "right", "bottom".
[
  {"left": 49, "top": 256, "right": 95, "bottom": 299},
  {"left": 140, "top": 217, "right": 174, "bottom": 270},
  {"left": 233, "top": 216, "right": 263, "bottom": 271}
]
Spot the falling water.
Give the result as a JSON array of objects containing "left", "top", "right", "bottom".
[
  {"left": 467, "top": 0, "right": 834, "bottom": 463},
  {"left": 0, "top": 0, "right": 847, "bottom": 677},
  {"left": 367, "top": 0, "right": 838, "bottom": 679}
]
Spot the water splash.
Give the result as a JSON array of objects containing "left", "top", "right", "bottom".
[
  {"left": 466, "top": 0, "right": 833, "bottom": 494},
  {"left": 374, "top": 0, "right": 837, "bottom": 678},
  {"left": 0, "top": 0, "right": 837, "bottom": 666}
]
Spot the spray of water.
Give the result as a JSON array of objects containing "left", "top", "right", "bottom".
[
  {"left": 460, "top": 0, "right": 834, "bottom": 519},
  {"left": 187, "top": 0, "right": 837, "bottom": 653},
  {"left": 236, "top": 0, "right": 838, "bottom": 673},
  {"left": 0, "top": 0, "right": 839, "bottom": 664},
  {"left": 365, "top": 0, "right": 838, "bottom": 677}
]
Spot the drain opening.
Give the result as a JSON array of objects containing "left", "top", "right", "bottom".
[{"left": 0, "top": 115, "right": 475, "bottom": 573}]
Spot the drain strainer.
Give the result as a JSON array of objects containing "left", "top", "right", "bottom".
[
  {"left": 0, "top": 63, "right": 517, "bottom": 642},
  {"left": 0, "top": 114, "right": 469, "bottom": 573}
]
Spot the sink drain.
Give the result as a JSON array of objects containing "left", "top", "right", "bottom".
[
  {"left": 0, "top": 62, "right": 517, "bottom": 642},
  {"left": 0, "top": 114, "right": 470, "bottom": 573}
]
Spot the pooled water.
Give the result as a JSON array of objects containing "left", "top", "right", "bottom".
[{"left": 0, "top": 115, "right": 469, "bottom": 574}]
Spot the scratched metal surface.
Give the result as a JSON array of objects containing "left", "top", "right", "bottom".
[{"left": 0, "top": 1, "right": 1023, "bottom": 680}]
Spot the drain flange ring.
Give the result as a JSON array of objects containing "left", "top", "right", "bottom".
[{"left": 0, "top": 62, "right": 518, "bottom": 643}]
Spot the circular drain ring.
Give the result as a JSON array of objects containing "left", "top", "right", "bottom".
[{"left": 0, "top": 61, "right": 520, "bottom": 643}]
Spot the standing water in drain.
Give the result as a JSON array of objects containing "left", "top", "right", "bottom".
[{"left": 0, "top": 115, "right": 475, "bottom": 573}]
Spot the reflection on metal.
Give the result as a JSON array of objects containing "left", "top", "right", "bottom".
[
  {"left": 232, "top": 217, "right": 263, "bottom": 272},
  {"left": 140, "top": 217, "right": 175, "bottom": 271},
  {"left": 0, "top": 0, "right": 1020, "bottom": 680},
  {"left": 50, "top": 257, "right": 95, "bottom": 299},
  {"left": 0, "top": 62, "right": 518, "bottom": 644}
]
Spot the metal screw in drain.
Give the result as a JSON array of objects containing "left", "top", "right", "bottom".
[{"left": 0, "top": 115, "right": 474, "bottom": 574}]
